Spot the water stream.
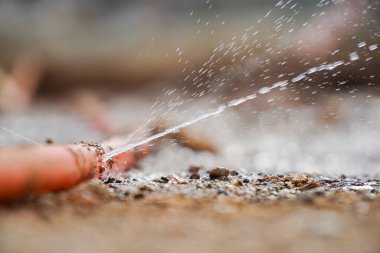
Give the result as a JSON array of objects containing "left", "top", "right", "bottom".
[{"left": 104, "top": 60, "right": 346, "bottom": 161}]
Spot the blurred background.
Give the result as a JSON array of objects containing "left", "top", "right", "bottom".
[{"left": 0, "top": 0, "right": 379, "bottom": 175}]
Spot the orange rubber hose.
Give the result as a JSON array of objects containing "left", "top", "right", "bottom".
[{"left": 0, "top": 143, "right": 148, "bottom": 201}]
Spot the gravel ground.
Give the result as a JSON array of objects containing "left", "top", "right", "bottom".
[{"left": 1, "top": 170, "right": 380, "bottom": 253}]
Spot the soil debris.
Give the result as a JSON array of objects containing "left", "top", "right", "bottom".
[
  {"left": 167, "top": 174, "right": 187, "bottom": 184},
  {"left": 243, "top": 178, "right": 250, "bottom": 183},
  {"left": 299, "top": 180, "right": 320, "bottom": 191},
  {"left": 233, "top": 180, "right": 243, "bottom": 187},
  {"left": 209, "top": 167, "right": 230, "bottom": 180},
  {"left": 96, "top": 172, "right": 380, "bottom": 205},
  {"left": 291, "top": 175, "right": 309, "bottom": 187},
  {"left": 155, "top": 177, "right": 169, "bottom": 184},
  {"left": 190, "top": 173, "right": 201, "bottom": 180},
  {"left": 1, "top": 172, "right": 380, "bottom": 253},
  {"left": 230, "top": 170, "right": 239, "bottom": 176},
  {"left": 170, "top": 129, "right": 217, "bottom": 153},
  {"left": 151, "top": 121, "right": 217, "bottom": 153}
]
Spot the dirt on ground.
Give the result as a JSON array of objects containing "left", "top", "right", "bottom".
[{"left": 1, "top": 170, "right": 380, "bottom": 253}]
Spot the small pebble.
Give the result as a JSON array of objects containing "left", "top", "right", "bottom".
[
  {"left": 103, "top": 177, "right": 116, "bottom": 184},
  {"left": 209, "top": 167, "right": 230, "bottom": 180},
  {"left": 190, "top": 173, "right": 200, "bottom": 179},
  {"left": 168, "top": 174, "right": 187, "bottom": 184},
  {"left": 159, "top": 177, "right": 169, "bottom": 183},
  {"left": 233, "top": 180, "right": 243, "bottom": 187},
  {"left": 230, "top": 170, "right": 239, "bottom": 176}
]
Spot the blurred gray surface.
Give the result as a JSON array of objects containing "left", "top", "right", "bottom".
[{"left": 2, "top": 93, "right": 380, "bottom": 176}]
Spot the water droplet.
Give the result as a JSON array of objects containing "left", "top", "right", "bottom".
[
  {"left": 292, "top": 74, "right": 306, "bottom": 83},
  {"left": 368, "top": 44, "right": 378, "bottom": 51},
  {"left": 349, "top": 52, "right": 359, "bottom": 61},
  {"left": 259, "top": 87, "right": 271, "bottom": 94},
  {"left": 357, "top": 42, "right": 366, "bottom": 48}
]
